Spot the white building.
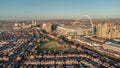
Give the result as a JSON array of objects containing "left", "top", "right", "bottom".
[{"left": 56, "top": 24, "right": 92, "bottom": 36}]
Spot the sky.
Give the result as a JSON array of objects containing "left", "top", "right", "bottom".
[{"left": 0, "top": 0, "right": 120, "bottom": 20}]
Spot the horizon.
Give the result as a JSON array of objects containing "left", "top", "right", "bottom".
[{"left": 0, "top": 0, "right": 120, "bottom": 20}]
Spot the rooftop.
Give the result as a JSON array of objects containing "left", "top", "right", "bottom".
[{"left": 58, "top": 24, "right": 91, "bottom": 30}]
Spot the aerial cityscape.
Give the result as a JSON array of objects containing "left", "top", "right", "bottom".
[{"left": 0, "top": 0, "right": 120, "bottom": 68}]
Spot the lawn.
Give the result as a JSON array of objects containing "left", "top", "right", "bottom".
[{"left": 37, "top": 39, "right": 69, "bottom": 53}]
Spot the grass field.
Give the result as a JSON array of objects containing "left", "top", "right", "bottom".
[{"left": 37, "top": 39, "right": 69, "bottom": 52}]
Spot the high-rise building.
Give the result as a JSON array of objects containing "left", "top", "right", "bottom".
[
  {"left": 101, "top": 23, "right": 109, "bottom": 38},
  {"left": 32, "top": 20, "right": 37, "bottom": 26},
  {"left": 44, "top": 22, "right": 52, "bottom": 33},
  {"left": 96, "top": 23, "right": 120, "bottom": 39},
  {"left": 96, "top": 24, "right": 102, "bottom": 37}
]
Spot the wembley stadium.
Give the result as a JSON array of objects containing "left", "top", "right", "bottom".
[{"left": 56, "top": 15, "right": 94, "bottom": 36}]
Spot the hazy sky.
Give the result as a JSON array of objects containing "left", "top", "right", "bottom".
[{"left": 0, "top": 0, "right": 120, "bottom": 20}]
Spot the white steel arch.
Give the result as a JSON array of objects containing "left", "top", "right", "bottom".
[{"left": 73, "top": 15, "right": 94, "bottom": 34}]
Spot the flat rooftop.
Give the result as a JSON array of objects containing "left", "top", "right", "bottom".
[
  {"left": 58, "top": 24, "right": 91, "bottom": 29},
  {"left": 109, "top": 43, "right": 120, "bottom": 48}
]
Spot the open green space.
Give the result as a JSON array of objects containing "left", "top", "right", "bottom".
[{"left": 37, "top": 39, "right": 69, "bottom": 53}]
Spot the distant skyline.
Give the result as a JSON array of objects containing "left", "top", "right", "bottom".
[{"left": 0, "top": 0, "right": 120, "bottom": 20}]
